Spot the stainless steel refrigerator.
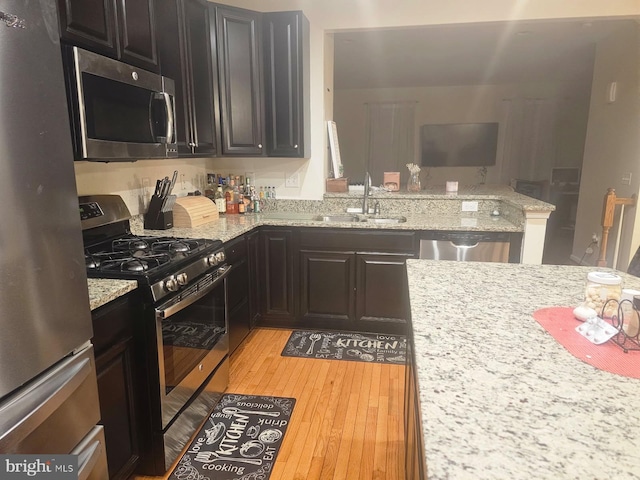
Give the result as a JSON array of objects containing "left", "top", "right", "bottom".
[{"left": 0, "top": 1, "right": 107, "bottom": 476}]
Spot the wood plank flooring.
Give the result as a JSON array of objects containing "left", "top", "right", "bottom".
[{"left": 134, "top": 328, "right": 406, "bottom": 480}]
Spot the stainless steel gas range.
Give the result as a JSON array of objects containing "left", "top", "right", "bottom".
[{"left": 80, "top": 194, "right": 230, "bottom": 475}]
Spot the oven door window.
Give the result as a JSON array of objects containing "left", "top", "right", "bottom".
[
  {"left": 161, "top": 286, "right": 226, "bottom": 394},
  {"left": 82, "top": 73, "right": 167, "bottom": 144}
]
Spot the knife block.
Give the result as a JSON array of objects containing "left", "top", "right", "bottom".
[{"left": 144, "top": 195, "right": 173, "bottom": 230}]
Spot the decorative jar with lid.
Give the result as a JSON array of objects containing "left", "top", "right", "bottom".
[{"left": 584, "top": 271, "right": 622, "bottom": 318}]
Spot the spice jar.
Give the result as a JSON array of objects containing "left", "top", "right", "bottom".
[{"left": 584, "top": 271, "right": 622, "bottom": 317}]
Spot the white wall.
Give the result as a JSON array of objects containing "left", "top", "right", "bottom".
[{"left": 573, "top": 22, "right": 640, "bottom": 268}]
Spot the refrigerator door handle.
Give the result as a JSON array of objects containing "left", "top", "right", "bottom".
[{"left": 0, "top": 355, "right": 92, "bottom": 451}]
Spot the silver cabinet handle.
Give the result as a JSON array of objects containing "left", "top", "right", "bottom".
[
  {"left": 258, "top": 143, "right": 263, "bottom": 148},
  {"left": 294, "top": 144, "right": 298, "bottom": 149},
  {"left": 0, "top": 355, "right": 92, "bottom": 451}
]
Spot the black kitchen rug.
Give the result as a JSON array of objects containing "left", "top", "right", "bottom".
[
  {"left": 168, "top": 394, "right": 296, "bottom": 480},
  {"left": 281, "top": 330, "right": 406, "bottom": 364}
]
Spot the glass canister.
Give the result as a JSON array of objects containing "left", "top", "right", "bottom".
[
  {"left": 407, "top": 172, "right": 421, "bottom": 192},
  {"left": 620, "top": 289, "right": 640, "bottom": 337},
  {"left": 584, "top": 271, "right": 622, "bottom": 318}
]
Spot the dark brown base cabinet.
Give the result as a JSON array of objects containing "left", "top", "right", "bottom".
[
  {"left": 257, "top": 227, "right": 416, "bottom": 335},
  {"left": 91, "top": 292, "right": 144, "bottom": 480},
  {"left": 225, "top": 235, "right": 252, "bottom": 354},
  {"left": 258, "top": 228, "right": 297, "bottom": 325}
]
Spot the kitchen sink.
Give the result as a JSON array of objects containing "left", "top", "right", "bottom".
[
  {"left": 311, "top": 214, "right": 407, "bottom": 224},
  {"left": 312, "top": 214, "right": 361, "bottom": 223},
  {"left": 361, "top": 215, "right": 407, "bottom": 224}
]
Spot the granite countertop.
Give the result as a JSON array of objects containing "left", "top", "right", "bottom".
[
  {"left": 406, "top": 260, "right": 640, "bottom": 479},
  {"left": 134, "top": 210, "right": 520, "bottom": 240},
  {"left": 326, "top": 184, "right": 555, "bottom": 212},
  {"left": 88, "top": 278, "right": 138, "bottom": 310}
]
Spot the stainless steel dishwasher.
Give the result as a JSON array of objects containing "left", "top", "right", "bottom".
[{"left": 419, "top": 231, "right": 510, "bottom": 262}]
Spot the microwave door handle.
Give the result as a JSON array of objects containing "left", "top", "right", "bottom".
[
  {"left": 161, "top": 92, "right": 174, "bottom": 143},
  {"left": 151, "top": 92, "right": 174, "bottom": 144}
]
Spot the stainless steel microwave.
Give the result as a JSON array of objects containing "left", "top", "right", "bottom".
[{"left": 64, "top": 46, "right": 177, "bottom": 160}]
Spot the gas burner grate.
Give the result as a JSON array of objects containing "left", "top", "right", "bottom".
[{"left": 85, "top": 251, "right": 171, "bottom": 273}]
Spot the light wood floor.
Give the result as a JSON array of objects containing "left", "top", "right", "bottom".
[{"left": 135, "top": 327, "right": 406, "bottom": 480}]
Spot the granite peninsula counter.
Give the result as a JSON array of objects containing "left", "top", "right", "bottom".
[{"left": 406, "top": 260, "right": 640, "bottom": 479}]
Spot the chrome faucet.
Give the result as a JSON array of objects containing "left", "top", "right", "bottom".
[{"left": 362, "top": 172, "right": 371, "bottom": 214}]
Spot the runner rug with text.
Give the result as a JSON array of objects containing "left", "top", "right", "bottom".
[
  {"left": 168, "top": 394, "right": 295, "bottom": 480},
  {"left": 281, "top": 330, "right": 406, "bottom": 364}
]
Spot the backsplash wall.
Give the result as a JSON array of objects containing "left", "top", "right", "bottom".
[{"left": 74, "top": 158, "right": 209, "bottom": 215}]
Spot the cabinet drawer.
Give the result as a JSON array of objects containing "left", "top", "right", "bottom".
[
  {"left": 225, "top": 236, "right": 247, "bottom": 263},
  {"left": 298, "top": 228, "right": 416, "bottom": 253}
]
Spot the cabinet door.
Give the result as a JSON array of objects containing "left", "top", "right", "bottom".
[
  {"left": 225, "top": 236, "right": 250, "bottom": 353},
  {"left": 183, "top": 0, "right": 218, "bottom": 155},
  {"left": 263, "top": 11, "right": 309, "bottom": 158},
  {"left": 355, "top": 253, "right": 410, "bottom": 335},
  {"left": 300, "top": 250, "right": 355, "bottom": 325},
  {"left": 259, "top": 228, "right": 295, "bottom": 324},
  {"left": 215, "top": 6, "right": 264, "bottom": 156},
  {"left": 156, "top": 0, "right": 218, "bottom": 156},
  {"left": 57, "top": 0, "right": 117, "bottom": 56},
  {"left": 246, "top": 229, "right": 261, "bottom": 328},
  {"left": 96, "top": 338, "right": 140, "bottom": 480},
  {"left": 115, "top": 0, "right": 158, "bottom": 72},
  {"left": 92, "top": 294, "right": 142, "bottom": 480}
]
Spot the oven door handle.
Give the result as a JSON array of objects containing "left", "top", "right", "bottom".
[{"left": 156, "top": 265, "right": 232, "bottom": 319}]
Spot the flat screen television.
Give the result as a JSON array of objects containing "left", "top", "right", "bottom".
[
  {"left": 420, "top": 122, "right": 499, "bottom": 167},
  {"left": 550, "top": 167, "right": 580, "bottom": 186}
]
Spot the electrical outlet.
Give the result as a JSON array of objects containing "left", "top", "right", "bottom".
[
  {"left": 622, "top": 172, "right": 632, "bottom": 185},
  {"left": 285, "top": 172, "right": 300, "bottom": 188},
  {"left": 461, "top": 201, "right": 478, "bottom": 212},
  {"left": 592, "top": 233, "right": 599, "bottom": 245}
]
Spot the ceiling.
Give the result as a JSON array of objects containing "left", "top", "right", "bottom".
[{"left": 333, "top": 19, "right": 635, "bottom": 90}]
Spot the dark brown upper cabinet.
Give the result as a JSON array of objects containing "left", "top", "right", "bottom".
[
  {"left": 263, "top": 11, "right": 310, "bottom": 158},
  {"left": 58, "top": 0, "right": 158, "bottom": 72},
  {"left": 213, "top": 5, "right": 265, "bottom": 156},
  {"left": 155, "top": 0, "right": 220, "bottom": 156}
]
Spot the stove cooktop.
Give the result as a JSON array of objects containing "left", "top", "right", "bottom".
[{"left": 84, "top": 234, "right": 223, "bottom": 282}]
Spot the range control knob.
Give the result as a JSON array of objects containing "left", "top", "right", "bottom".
[
  {"left": 164, "top": 276, "right": 179, "bottom": 292},
  {"left": 176, "top": 272, "right": 188, "bottom": 286},
  {"left": 215, "top": 251, "right": 226, "bottom": 263},
  {"left": 206, "top": 253, "right": 219, "bottom": 267}
]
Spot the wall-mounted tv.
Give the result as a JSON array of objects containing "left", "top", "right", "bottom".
[{"left": 420, "top": 122, "right": 499, "bottom": 167}]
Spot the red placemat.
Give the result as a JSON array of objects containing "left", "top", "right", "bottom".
[{"left": 533, "top": 307, "right": 640, "bottom": 379}]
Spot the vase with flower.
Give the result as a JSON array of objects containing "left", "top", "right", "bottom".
[{"left": 406, "top": 163, "right": 421, "bottom": 192}]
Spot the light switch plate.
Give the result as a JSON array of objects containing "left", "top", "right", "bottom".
[{"left": 461, "top": 201, "right": 478, "bottom": 212}]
